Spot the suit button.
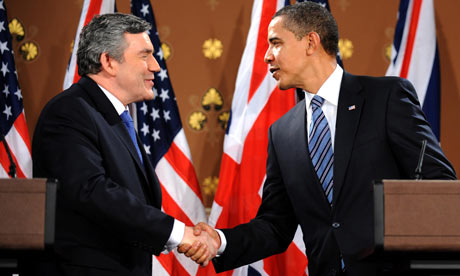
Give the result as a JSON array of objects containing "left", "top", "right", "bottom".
[{"left": 332, "top": 222, "right": 340, "bottom": 228}]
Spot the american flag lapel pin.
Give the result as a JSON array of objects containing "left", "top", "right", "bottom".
[{"left": 348, "top": 105, "right": 356, "bottom": 111}]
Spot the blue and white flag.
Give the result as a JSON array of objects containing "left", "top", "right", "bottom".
[{"left": 386, "top": 0, "right": 440, "bottom": 140}]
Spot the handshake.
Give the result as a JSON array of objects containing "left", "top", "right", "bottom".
[{"left": 178, "top": 222, "right": 220, "bottom": 267}]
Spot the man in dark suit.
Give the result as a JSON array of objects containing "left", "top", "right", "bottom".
[
  {"left": 180, "top": 2, "right": 457, "bottom": 276},
  {"left": 22, "top": 13, "right": 215, "bottom": 276}
]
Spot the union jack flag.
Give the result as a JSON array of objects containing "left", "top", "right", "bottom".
[
  {"left": 0, "top": 0, "right": 32, "bottom": 178},
  {"left": 130, "top": 1, "right": 207, "bottom": 275},
  {"left": 386, "top": 0, "right": 440, "bottom": 140}
]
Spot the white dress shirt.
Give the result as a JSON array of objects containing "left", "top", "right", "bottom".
[
  {"left": 98, "top": 84, "right": 185, "bottom": 252},
  {"left": 304, "top": 65, "right": 343, "bottom": 149}
]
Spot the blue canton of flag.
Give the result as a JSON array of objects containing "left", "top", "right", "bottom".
[
  {"left": 0, "top": 2, "right": 22, "bottom": 136},
  {"left": 131, "top": 0, "right": 182, "bottom": 167}
]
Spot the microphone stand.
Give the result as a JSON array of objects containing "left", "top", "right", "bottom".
[{"left": 0, "top": 135, "right": 17, "bottom": 178}]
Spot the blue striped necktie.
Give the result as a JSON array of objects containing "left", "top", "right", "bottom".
[
  {"left": 308, "top": 95, "right": 334, "bottom": 204},
  {"left": 120, "top": 110, "right": 143, "bottom": 164}
]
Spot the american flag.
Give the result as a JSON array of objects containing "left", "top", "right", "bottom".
[
  {"left": 386, "top": 0, "right": 440, "bottom": 140},
  {"left": 130, "top": 1, "right": 207, "bottom": 275},
  {"left": 0, "top": 0, "right": 32, "bottom": 178},
  {"left": 63, "top": 0, "right": 115, "bottom": 90}
]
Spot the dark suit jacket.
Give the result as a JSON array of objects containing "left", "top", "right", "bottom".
[
  {"left": 25, "top": 76, "right": 174, "bottom": 276},
  {"left": 213, "top": 72, "right": 456, "bottom": 276}
]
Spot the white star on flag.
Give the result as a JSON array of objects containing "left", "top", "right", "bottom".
[
  {"left": 163, "top": 110, "right": 170, "bottom": 122},
  {"left": 140, "top": 4, "right": 149, "bottom": 16},
  {"left": 0, "top": 40, "right": 8, "bottom": 54},
  {"left": 143, "top": 144, "right": 151, "bottom": 155},
  {"left": 156, "top": 48, "right": 164, "bottom": 60},
  {"left": 0, "top": 21, "right": 5, "bottom": 32},
  {"left": 157, "top": 68, "right": 168, "bottom": 81},
  {"left": 140, "top": 122, "right": 149, "bottom": 136},
  {"left": 2, "top": 84, "right": 8, "bottom": 97},
  {"left": 159, "top": 88, "right": 169, "bottom": 102},
  {"left": 140, "top": 102, "right": 148, "bottom": 115},
  {"left": 1, "top": 62, "right": 8, "bottom": 76},
  {"left": 152, "top": 129, "right": 160, "bottom": 141},
  {"left": 150, "top": 107, "right": 160, "bottom": 121},
  {"left": 14, "top": 88, "right": 22, "bottom": 100},
  {"left": 3, "top": 104, "right": 11, "bottom": 120}
]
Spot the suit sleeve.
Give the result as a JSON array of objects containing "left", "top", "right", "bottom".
[
  {"left": 386, "top": 78, "right": 456, "bottom": 179},
  {"left": 33, "top": 97, "right": 174, "bottom": 255},
  {"left": 213, "top": 126, "right": 298, "bottom": 272}
]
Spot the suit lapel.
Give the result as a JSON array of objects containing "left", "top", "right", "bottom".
[
  {"left": 333, "top": 72, "right": 364, "bottom": 204},
  {"left": 286, "top": 101, "right": 332, "bottom": 207},
  {"left": 77, "top": 77, "right": 149, "bottom": 183}
]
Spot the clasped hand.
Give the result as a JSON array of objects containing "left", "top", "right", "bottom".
[{"left": 178, "top": 222, "right": 220, "bottom": 266}]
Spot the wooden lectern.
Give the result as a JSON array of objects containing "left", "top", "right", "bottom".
[
  {"left": 373, "top": 179, "right": 460, "bottom": 274},
  {"left": 0, "top": 178, "right": 57, "bottom": 271}
]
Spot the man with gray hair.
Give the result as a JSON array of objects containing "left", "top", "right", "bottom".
[{"left": 21, "top": 13, "right": 216, "bottom": 276}]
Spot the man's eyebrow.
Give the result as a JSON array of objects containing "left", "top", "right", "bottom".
[
  {"left": 139, "top": 48, "right": 154, "bottom": 54},
  {"left": 268, "top": 37, "right": 280, "bottom": 43}
]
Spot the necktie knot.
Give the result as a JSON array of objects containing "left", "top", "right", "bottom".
[
  {"left": 120, "top": 110, "right": 133, "bottom": 125},
  {"left": 311, "top": 95, "right": 325, "bottom": 109}
]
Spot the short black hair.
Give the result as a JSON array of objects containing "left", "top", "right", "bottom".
[{"left": 273, "top": 2, "right": 339, "bottom": 56}]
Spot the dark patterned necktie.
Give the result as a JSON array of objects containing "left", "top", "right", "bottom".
[
  {"left": 120, "top": 110, "right": 143, "bottom": 164},
  {"left": 308, "top": 95, "right": 334, "bottom": 204}
]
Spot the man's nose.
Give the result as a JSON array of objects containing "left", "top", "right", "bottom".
[
  {"left": 149, "top": 55, "right": 161, "bottom": 72},
  {"left": 264, "top": 48, "right": 273, "bottom": 64}
]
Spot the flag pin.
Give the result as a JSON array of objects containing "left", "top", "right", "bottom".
[{"left": 348, "top": 105, "right": 356, "bottom": 111}]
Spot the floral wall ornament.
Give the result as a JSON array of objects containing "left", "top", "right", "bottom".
[
  {"left": 202, "top": 87, "right": 223, "bottom": 111},
  {"left": 338, "top": 38, "right": 353, "bottom": 60},
  {"left": 9, "top": 18, "right": 25, "bottom": 41},
  {"left": 218, "top": 111, "right": 229, "bottom": 130},
  {"left": 202, "top": 38, "right": 223, "bottom": 60},
  {"left": 202, "top": 176, "right": 219, "bottom": 197},
  {"left": 161, "top": 42, "right": 171, "bottom": 60},
  {"left": 19, "top": 42, "right": 39, "bottom": 61},
  {"left": 188, "top": 111, "right": 207, "bottom": 131}
]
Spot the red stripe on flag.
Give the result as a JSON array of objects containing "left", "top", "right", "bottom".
[
  {"left": 13, "top": 113, "right": 31, "bottom": 153},
  {"left": 156, "top": 252, "right": 190, "bottom": 276},
  {"left": 72, "top": 0, "right": 104, "bottom": 84},
  {"left": 247, "top": 0, "right": 277, "bottom": 103},
  {"left": 163, "top": 142, "right": 203, "bottom": 201},
  {"left": 264, "top": 242, "right": 308, "bottom": 275},
  {"left": 400, "top": 0, "right": 422, "bottom": 78},
  {"left": 0, "top": 144, "right": 26, "bottom": 178},
  {"left": 216, "top": 88, "right": 295, "bottom": 228},
  {"left": 160, "top": 181, "right": 194, "bottom": 226}
]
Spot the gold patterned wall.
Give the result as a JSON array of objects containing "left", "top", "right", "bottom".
[{"left": 8, "top": 0, "right": 460, "bottom": 208}]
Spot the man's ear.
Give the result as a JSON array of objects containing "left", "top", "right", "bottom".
[
  {"left": 100, "top": 52, "right": 117, "bottom": 76},
  {"left": 305, "top": 31, "right": 321, "bottom": 55}
]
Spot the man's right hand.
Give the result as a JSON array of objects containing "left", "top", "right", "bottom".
[{"left": 178, "top": 222, "right": 221, "bottom": 266}]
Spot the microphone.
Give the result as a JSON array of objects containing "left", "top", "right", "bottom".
[
  {"left": 414, "top": 140, "right": 427, "bottom": 180},
  {"left": 0, "top": 134, "right": 17, "bottom": 178}
]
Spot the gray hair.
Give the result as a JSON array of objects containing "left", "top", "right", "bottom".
[
  {"left": 274, "top": 2, "right": 339, "bottom": 56},
  {"left": 77, "top": 13, "right": 152, "bottom": 76}
]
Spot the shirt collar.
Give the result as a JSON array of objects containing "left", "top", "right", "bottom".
[
  {"left": 305, "top": 65, "right": 343, "bottom": 107},
  {"left": 98, "top": 84, "right": 128, "bottom": 115}
]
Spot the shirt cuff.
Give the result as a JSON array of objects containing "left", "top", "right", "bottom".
[
  {"left": 163, "top": 219, "right": 185, "bottom": 253},
  {"left": 215, "top": 229, "right": 227, "bottom": 255}
]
